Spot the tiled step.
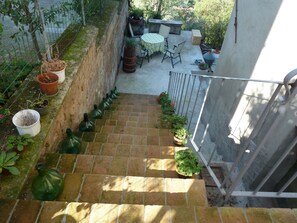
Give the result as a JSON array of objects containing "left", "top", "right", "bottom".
[
  {"left": 81, "top": 132, "right": 174, "bottom": 147},
  {"left": 2, "top": 199, "right": 297, "bottom": 223},
  {"left": 20, "top": 174, "right": 208, "bottom": 207},
  {"left": 40, "top": 153, "right": 179, "bottom": 177}
]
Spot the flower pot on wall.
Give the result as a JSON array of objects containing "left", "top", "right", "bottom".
[
  {"left": 12, "top": 109, "right": 41, "bottom": 137},
  {"left": 50, "top": 66, "right": 66, "bottom": 84},
  {"left": 36, "top": 73, "right": 59, "bottom": 95}
]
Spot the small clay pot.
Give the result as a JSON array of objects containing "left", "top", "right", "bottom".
[
  {"left": 37, "top": 73, "right": 59, "bottom": 95},
  {"left": 173, "top": 135, "right": 185, "bottom": 146}
]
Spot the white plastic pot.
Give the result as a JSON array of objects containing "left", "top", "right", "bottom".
[
  {"left": 12, "top": 109, "right": 41, "bottom": 137},
  {"left": 50, "top": 67, "right": 65, "bottom": 84}
]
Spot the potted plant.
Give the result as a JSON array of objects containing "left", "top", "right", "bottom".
[
  {"left": 6, "top": 134, "right": 34, "bottom": 152},
  {"left": 0, "top": 151, "right": 20, "bottom": 176},
  {"left": 174, "top": 149, "right": 202, "bottom": 178},
  {"left": 128, "top": 7, "right": 145, "bottom": 36},
  {"left": 198, "top": 62, "right": 208, "bottom": 70},
  {"left": 123, "top": 38, "right": 137, "bottom": 73},
  {"left": 41, "top": 47, "right": 66, "bottom": 83},
  {"left": 26, "top": 94, "right": 49, "bottom": 116},
  {"left": 36, "top": 72, "right": 59, "bottom": 95},
  {"left": 12, "top": 109, "right": 41, "bottom": 137},
  {"left": 173, "top": 127, "right": 191, "bottom": 146}
]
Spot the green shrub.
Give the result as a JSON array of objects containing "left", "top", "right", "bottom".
[{"left": 175, "top": 149, "right": 202, "bottom": 177}]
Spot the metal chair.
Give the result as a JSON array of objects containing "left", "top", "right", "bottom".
[
  {"left": 136, "top": 43, "right": 149, "bottom": 68},
  {"left": 161, "top": 41, "right": 185, "bottom": 68},
  {"left": 158, "top": 24, "right": 170, "bottom": 49}
]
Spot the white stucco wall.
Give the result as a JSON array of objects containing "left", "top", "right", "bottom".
[{"left": 204, "top": 0, "right": 297, "bottom": 189}]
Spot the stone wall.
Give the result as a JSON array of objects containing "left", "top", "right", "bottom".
[{"left": 42, "top": 0, "right": 128, "bottom": 154}]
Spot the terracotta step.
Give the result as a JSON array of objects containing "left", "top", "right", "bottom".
[
  {"left": 19, "top": 174, "right": 208, "bottom": 206},
  {"left": 2, "top": 199, "right": 297, "bottom": 223},
  {"left": 38, "top": 153, "right": 178, "bottom": 176}
]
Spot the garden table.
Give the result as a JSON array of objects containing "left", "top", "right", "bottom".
[{"left": 141, "top": 33, "right": 165, "bottom": 56}]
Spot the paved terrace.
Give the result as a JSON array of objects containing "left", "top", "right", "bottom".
[{"left": 116, "top": 30, "right": 204, "bottom": 95}]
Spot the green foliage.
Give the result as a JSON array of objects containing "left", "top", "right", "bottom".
[
  {"left": 0, "top": 0, "right": 72, "bottom": 59},
  {"left": 129, "top": 7, "right": 144, "bottom": 18},
  {"left": 6, "top": 134, "right": 34, "bottom": 152},
  {"left": 125, "top": 37, "right": 137, "bottom": 48},
  {"left": 26, "top": 93, "right": 48, "bottom": 109},
  {"left": 0, "top": 60, "right": 37, "bottom": 100},
  {"left": 0, "top": 108, "right": 10, "bottom": 124},
  {"left": 194, "top": 0, "right": 233, "bottom": 49},
  {"left": 175, "top": 149, "right": 202, "bottom": 177},
  {"left": 0, "top": 151, "right": 20, "bottom": 175},
  {"left": 73, "top": 0, "right": 103, "bottom": 19}
]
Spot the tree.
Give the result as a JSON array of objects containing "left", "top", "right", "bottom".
[
  {"left": 194, "top": 0, "right": 234, "bottom": 49},
  {"left": 0, "top": 0, "right": 71, "bottom": 60}
]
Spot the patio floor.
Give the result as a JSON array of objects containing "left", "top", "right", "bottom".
[{"left": 115, "top": 30, "right": 204, "bottom": 95}]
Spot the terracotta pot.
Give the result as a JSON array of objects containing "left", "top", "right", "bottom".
[
  {"left": 37, "top": 73, "right": 59, "bottom": 95},
  {"left": 173, "top": 135, "right": 185, "bottom": 146}
]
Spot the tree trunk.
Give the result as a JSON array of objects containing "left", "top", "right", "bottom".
[
  {"left": 24, "top": 5, "right": 42, "bottom": 60},
  {"left": 157, "top": 0, "right": 163, "bottom": 16}
]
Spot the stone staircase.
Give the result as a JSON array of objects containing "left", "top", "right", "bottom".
[{"left": 1, "top": 94, "right": 297, "bottom": 222}]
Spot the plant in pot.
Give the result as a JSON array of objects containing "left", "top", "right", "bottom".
[
  {"left": 26, "top": 94, "right": 49, "bottom": 116},
  {"left": 198, "top": 62, "right": 209, "bottom": 71},
  {"left": 174, "top": 149, "right": 202, "bottom": 178},
  {"left": 41, "top": 46, "right": 66, "bottom": 84},
  {"left": 123, "top": 37, "right": 137, "bottom": 73},
  {"left": 36, "top": 72, "right": 59, "bottom": 96},
  {"left": 12, "top": 109, "right": 41, "bottom": 137},
  {"left": 6, "top": 134, "right": 34, "bottom": 153},
  {"left": 0, "top": 151, "right": 20, "bottom": 176},
  {"left": 128, "top": 7, "right": 145, "bottom": 35},
  {"left": 173, "top": 127, "right": 191, "bottom": 146}
]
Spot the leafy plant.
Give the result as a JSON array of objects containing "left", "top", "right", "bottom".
[
  {"left": 0, "top": 1, "right": 72, "bottom": 60},
  {"left": 6, "top": 134, "right": 34, "bottom": 152},
  {"left": 198, "top": 62, "right": 208, "bottom": 70},
  {"left": 26, "top": 94, "right": 48, "bottom": 109},
  {"left": 175, "top": 149, "right": 202, "bottom": 177},
  {"left": 0, "top": 151, "right": 20, "bottom": 175},
  {"left": 0, "top": 108, "right": 10, "bottom": 124},
  {"left": 125, "top": 37, "right": 137, "bottom": 48},
  {"left": 129, "top": 7, "right": 144, "bottom": 19},
  {"left": 173, "top": 127, "right": 191, "bottom": 145}
]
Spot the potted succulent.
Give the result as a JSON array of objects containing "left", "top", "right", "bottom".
[
  {"left": 6, "top": 134, "right": 34, "bottom": 152},
  {"left": 26, "top": 94, "right": 49, "bottom": 116},
  {"left": 12, "top": 109, "right": 41, "bottom": 137},
  {"left": 41, "top": 47, "right": 66, "bottom": 83},
  {"left": 174, "top": 149, "right": 202, "bottom": 178},
  {"left": 0, "top": 151, "right": 20, "bottom": 176}
]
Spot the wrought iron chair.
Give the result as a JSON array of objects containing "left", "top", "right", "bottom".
[
  {"left": 161, "top": 41, "right": 186, "bottom": 68},
  {"left": 158, "top": 24, "right": 170, "bottom": 49},
  {"left": 136, "top": 43, "right": 149, "bottom": 68}
]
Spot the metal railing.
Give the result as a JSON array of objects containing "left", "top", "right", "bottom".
[{"left": 168, "top": 69, "right": 297, "bottom": 201}]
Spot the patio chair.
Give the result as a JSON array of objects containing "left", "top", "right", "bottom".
[
  {"left": 158, "top": 24, "right": 170, "bottom": 49},
  {"left": 136, "top": 43, "right": 149, "bottom": 68},
  {"left": 161, "top": 41, "right": 186, "bottom": 68}
]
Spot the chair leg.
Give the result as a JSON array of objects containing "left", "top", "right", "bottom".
[
  {"left": 161, "top": 53, "right": 167, "bottom": 63},
  {"left": 171, "top": 56, "right": 174, "bottom": 68}
]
